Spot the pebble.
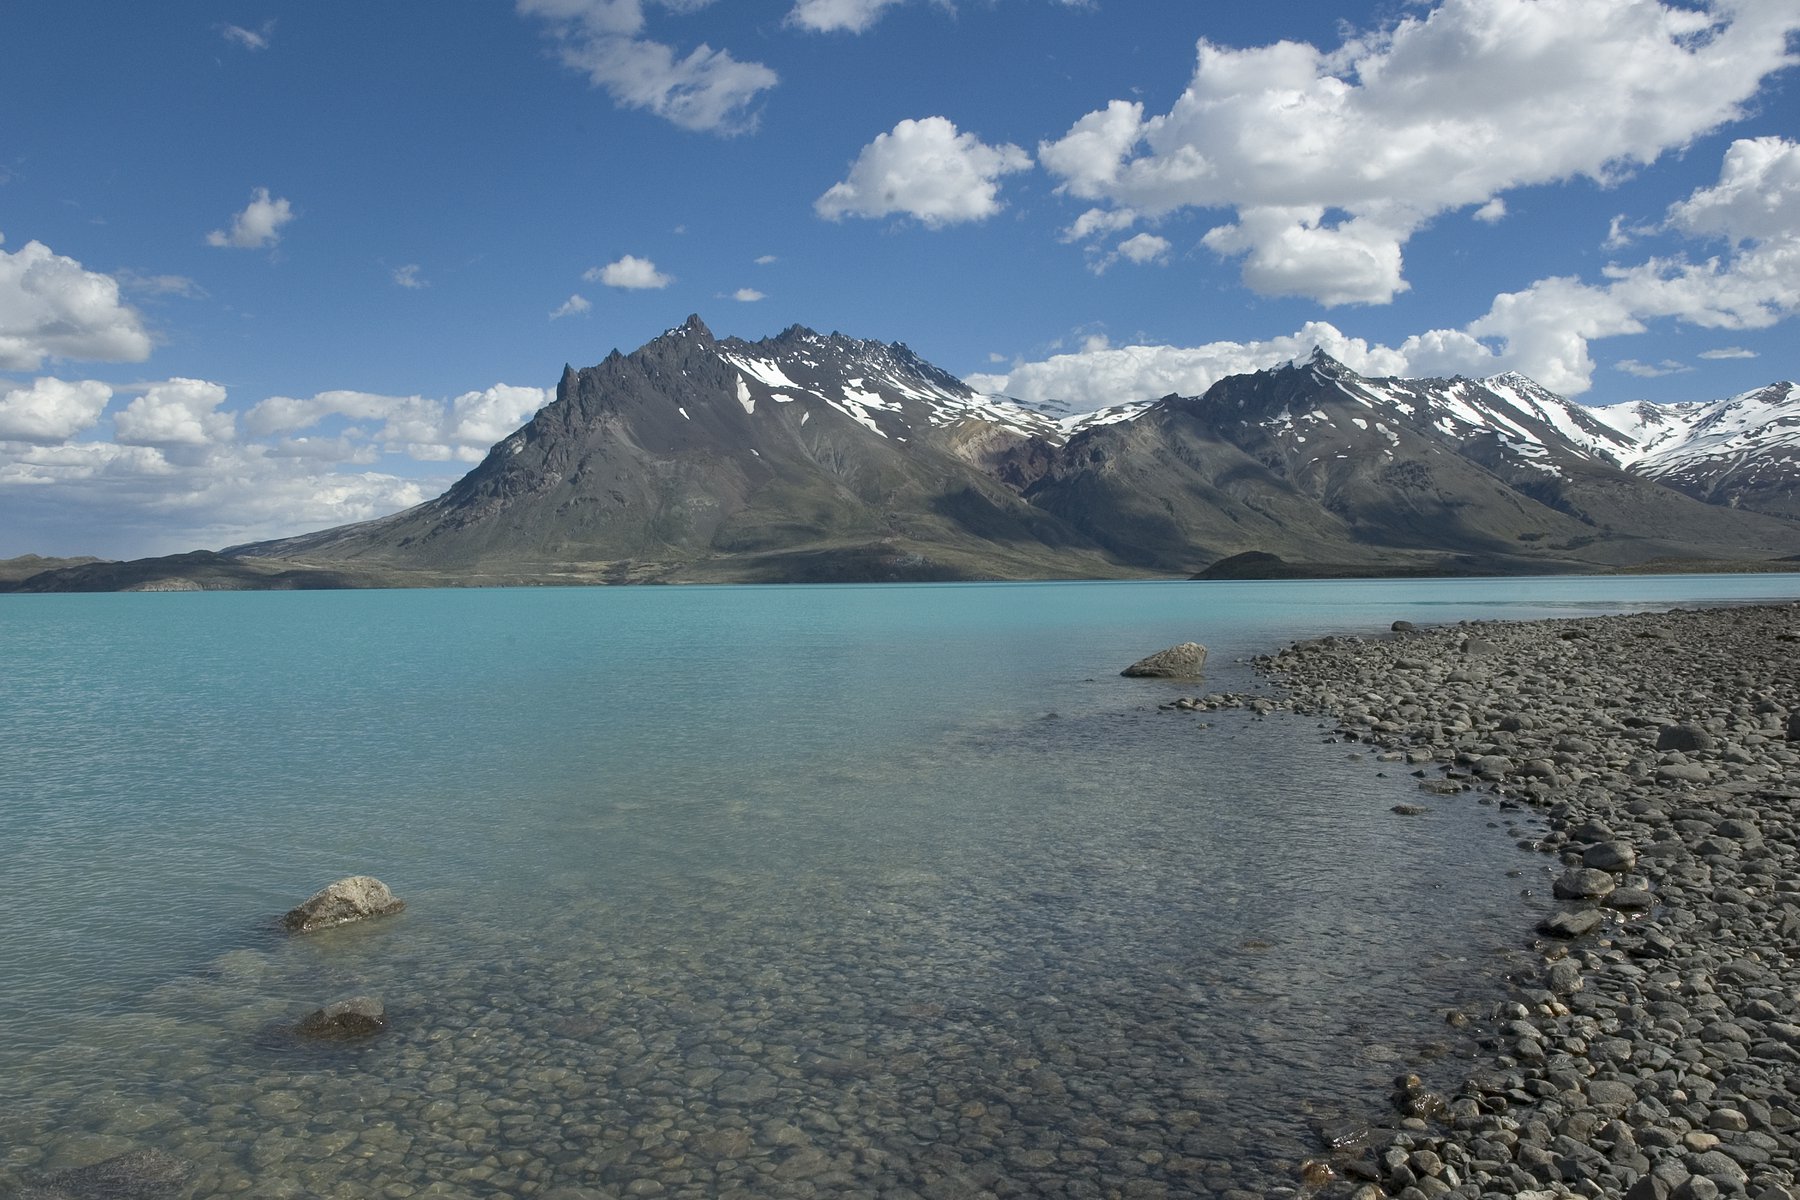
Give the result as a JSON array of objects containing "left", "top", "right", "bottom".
[{"left": 1257, "top": 602, "right": 1800, "bottom": 1199}]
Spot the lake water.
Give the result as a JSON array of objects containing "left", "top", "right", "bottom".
[{"left": 4, "top": 574, "right": 1799, "bottom": 1199}]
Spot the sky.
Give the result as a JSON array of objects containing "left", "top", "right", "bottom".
[{"left": 3, "top": 0, "right": 1799, "bottom": 559}]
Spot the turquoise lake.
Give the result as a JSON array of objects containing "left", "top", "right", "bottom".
[{"left": 4, "top": 574, "right": 1799, "bottom": 1199}]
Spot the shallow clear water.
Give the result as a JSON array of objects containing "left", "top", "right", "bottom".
[{"left": 3, "top": 575, "right": 1797, "bottom": 1198}]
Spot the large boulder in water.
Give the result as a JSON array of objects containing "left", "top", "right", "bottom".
[
  {"left": 1121, "top": 642, "right": 1207, "bottom": 679},
  {"left": 297, "top": 995, "right": 387, "bottom": 1040},
  {"left": 282, "top": 875, "right": 404, "bottom": 932}
]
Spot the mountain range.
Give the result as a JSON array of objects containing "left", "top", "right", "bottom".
[{"left": 7, "top": 315, "right": 1799, "bottom": 591}]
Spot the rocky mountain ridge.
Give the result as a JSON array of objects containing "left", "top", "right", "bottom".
[{"left": 11, "top": 317, "right": 1800, "bottom": 590}]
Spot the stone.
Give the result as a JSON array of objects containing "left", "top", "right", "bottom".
[
  {"left": 1539, "top": 909, "right": 1605, "bottom": 939},
  {"left": 1584, "top": 841, "right": 1638, "bottom": 872},
  {"left": 18, "top": 1149, "right": 192, "bottom": 1199},
  {"left": 1121, "top": 642, "right": 1208, "bottom": 679},
  {"left": 282, "top": 875, "right": 405, "bottom": 932},
  {"left": 296, "top": 995, "right": 387, "bottom": 1039},
  {"left": 1391, "top": 620, "right": 1417, "bottom": 632},
  {"left": 1656, "top": 725, "right": 1715, "bottom": 753},
  {"left": 1545, "top": 959, "right": 1584, "bottom": 995},
  {"left": 1554, "top": 868, "right": 1617, "bottom": 899}
]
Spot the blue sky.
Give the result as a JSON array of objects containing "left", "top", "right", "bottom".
[{"left": 3, "top": 0, "right": 1798, "bottom": 557}]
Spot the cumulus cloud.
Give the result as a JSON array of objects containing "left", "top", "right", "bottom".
[
  {"left": 0, "top": 236, "right": 154, "bottom": 370},
  {"left": 731, "top": 287, "right": 765, "bottom": 302},
  {"left": 0, "top": 377, "right": 112, "bottom": 443},
  {"left": 392, "top": 264, "right": 427, "bottom": 289},
  {"left": 1667, "top": 135, "right": 1800, "bottom": 245},
  {"left": 786, "top": 0, "right": 907, "bottom": 32},
  {"left": 754, "top": 254, "right": 778, "bottom": 265},
  {"left": 550, "top": 294, "right": 592, "bottom": 318},
  {"left": 965, "top": 321, "right": 1418, "bottom": 408},
  {"left": 1699, "top": 346, "right": 1757, "bottom": 360},
  {"left": 1473, "top": 199, "right": 1507, "bottom": 224},
  {"left": 245, "top": 383, "right": 552, "bottom": 463},
  {"left": 1, "top": 374, "right": 554, "bottom": 557},
  {"left": 206, "top": 188, "right": 295, "bottom": 249},
  {"left": 586, "top": 255, "right": 673, "bottom": 288},
  {"left": 1039, "top": 0, "right": 1800, "bottom": 305},
  {"left": 519, "top": 0, "right": 777, "bottom": 134},
  {"left": 1061, "top": 206, "right": 1139, "bottom": 243},
  {"left": 816, "top": 116, "right": 1032, "bottom": 228},
  {"left": 1089, "top": 232, "right": 1172, "bottom": 274},
  {"left": 0, "top": 437, "right": 446, "bottom": 559},
  {"left": 114, "top": 379, "right": 237, "bottom": 447}
]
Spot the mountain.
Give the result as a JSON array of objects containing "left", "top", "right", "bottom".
[
  {"left": 1590, "top": 382, "right": 1800, "bottom": 519},
  {"left": 24, "top": 317, "right": 1800, "bottom": 590},
  {"left": 1013, "top": 351, "right": 1800, "bottom": 573},
  {"left": 229, "top": 316, "right": 1129, "bottom": 583}
]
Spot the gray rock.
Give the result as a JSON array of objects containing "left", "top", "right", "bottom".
[
  {"left": 1554, "top": 868, "right": 1617, "bottom": 899},
  {"left": 296, "top": 995, "right": 387, "bottom": 1039},
  {"left": 1539, "top": 908, "right": 1605, "bottom": 939},
  {"left": 18, "top": 1149, "right": 192, "bottom": 1199},
  {"left": 1545, "top": 959, "right": 1584, "bottom": 995},
  {"left": 1121, "top": 642, "right": 1208, "bottom": 678},
  {"left": 1584, "top": 841, "right": 1638, "bottom": 872},
  {"left": 282, "top": 875, "right": 405, "bottom": 932},
  {"left": 1657, "top": 724, "right": 1716, "bottom": 753},
  {"left": 1391, "top": 620, "right": 1417, "bottom": 632}
]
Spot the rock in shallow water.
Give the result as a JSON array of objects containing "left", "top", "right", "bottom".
[
  {"left": 282, "top": 875, "right": 405, "bottom": 932},
  {"left": 18, "top": 1149, "right": 192, "bottom": 1200},
  {"left": 1121, "top": 642, "right": 1208, "bottom": 679},
  {"left": 296, "top": 995, "right": 387, "bottom": 1040}
]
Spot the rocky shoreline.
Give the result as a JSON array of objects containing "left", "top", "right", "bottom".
[{"left": 1228, "top": 602, "right": 1800, "bottom": 1200}]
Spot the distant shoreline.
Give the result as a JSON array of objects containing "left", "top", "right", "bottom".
[{"left": 4, "top": 547, "right": 1799, "bottom": 594}]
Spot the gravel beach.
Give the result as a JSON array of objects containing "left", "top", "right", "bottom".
[{"left": 1241, "top": 602, "right": 1800, "bottom": 1200}]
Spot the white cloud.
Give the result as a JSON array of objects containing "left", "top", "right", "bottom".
[
  {"left": 786, "top": 0, "right": 1087, "bottom": 34},
  {"left": 816, "top": 116, "right": 1032, "bottom": 228},
  {"left": 731, "top": 287, "right": 765, "bottom": 302},
  {"left": 1473, "top": 199, "right": 1507, "bottom": 224},
  {"left": 114, "top": 378, "right": 236, "bottom": 447},
  {"left": 1667, "top": 135, "right": 1800, "bottom": 245},
  {"left": 1698, "top": 346, "right": 1757, "bottom": 360},
  {"left": 754, "top": 254, "right": 778, "bottom": 265},
  {"left": 0, "top": 236, "right": 153, "bottom": 370},
  {"left": 244, "top": 383, "right": 552, "bottom": 462},
  {"left": 587, "top": 255, "right": 673, "bottom": 288},
  {"left": 0, "top": 437, "right": 446, "bottom": 558},
  {"left": 2, "top": 375, "right": 554, "bottom": 557},
  {"left": 1200, "top": 207, "right": 1410, "bottom": 306},
  {"left": 1616, "top": 358, "right": 1693, "bottom": 378},
  {"left": 519, "top": 0, "right": 777, "bottom": 134},
  {"left": 206, "top": 188, "right": 295, "bottom": 249},
  {"left": 786, "top": 0, "right": 907, "bottom": 32},
  {"left": 550, "top": 293, "right": 592, "bottom": 318},
  {"left": 392, "top": 264, "right": 427, "bottom": 289},
  {"left": 1090, "top": 232, "right": 1172, "bottom": 274},
  {"left": 1061, "top": 206, "right": 1139, "bottom": 243},
  {"left": 0, "top": 377, "right": 112, "bottom": 443},
  {"left": 1039, "top": 0, "right": 1800, "bottom": 305},
  {"left": 965, "top": 321, "right": 1416, "bottom": 407},
  {"left": 218, "top": 21, "right": 274, "bottom": 50}
]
